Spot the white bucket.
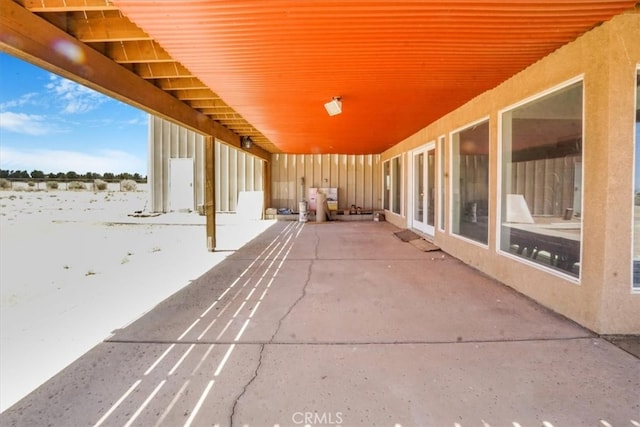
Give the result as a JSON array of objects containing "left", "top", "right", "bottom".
[{"left": 299, "top": 201, "right": 308, "bottom": 222}]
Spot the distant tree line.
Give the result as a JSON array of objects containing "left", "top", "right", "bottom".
[{"left": 0, "top": 169, "right": 146, "bottom": 182}]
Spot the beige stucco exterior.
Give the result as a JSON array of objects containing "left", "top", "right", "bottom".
[{"left": 381, "top": 10, "right": 640, "bottom": 334}]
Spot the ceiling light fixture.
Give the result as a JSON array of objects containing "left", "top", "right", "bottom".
[
  {"left": 324, "top": 96, "right": 342, "bottom": 116},
  {"left": 241, "top": 135, "right": 253, "bottom": 149}
]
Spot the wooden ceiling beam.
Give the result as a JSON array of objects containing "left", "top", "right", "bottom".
[
  {"left": 0, "top": 0, "right": 271, "bottom": 161},
  {"left": 218, "top": 119, "right": 253, "bottom": 124},
  {"left": 107, "top": 40, "right": 173, "bottom": 63},
  {"left": 211, "top": 113, "right": 244, "bottom": 119},
  {"left": 199, "top": 108, "right": 238, "bottom": 115},
  {"left": 155, "top": 77, "right": 209, "bottom": 90},
  {"left": 225, "top": 127, "right": 260, "bottom": 132},
  {"left": 171, "top": 88, "right": 221, "bottom": 101},
  {"left": 20, "top": 0, "right": 117, "bottom": 12},
  {"left": 189, "top": 99, "right": 231, "bottom": 108},
  {"left": 69, "top": 10, "right": 150, "bottom": 42},
  {"left": 134, "top": 62, "right": 193, "bottom": 79}
]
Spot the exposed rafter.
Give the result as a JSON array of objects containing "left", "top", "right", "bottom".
[
  {"left": 6, "top": 0, "right": 277, "bottom": 155},
  {"left": 6, "top": 0, "right": 638, "bottom": 155}
]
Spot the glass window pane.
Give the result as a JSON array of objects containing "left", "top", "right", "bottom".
[
  {"left": 383, "top": 160, "right": 390, "bottom": 210},
  {"left": 427, "top": 149, "right": 435, "bottom": 227},
  {"left": 392, "top": 156, "right": 401, "bottom": 214},
  {"left": 439, "top": 136, "right": 446, "bottom": 231},
  {"left": 634, "top": 71, "right": 640, "bottom": 289},
  {"left": 500, "top": 81, "right": 583, "bottom": 278},
  {"left": 415, "top": 153, "right": 424, "bottom": 222},
  {"left": 451, "top": 120, "right": 490, "bottom": 244}
]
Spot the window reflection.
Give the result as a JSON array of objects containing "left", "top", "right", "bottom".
[
  {"left": 451, "top": 120, "right": 490, "bottom": 244},
  {"left": 383, "top": 156, "right": 402, "bottom": 215},
  {"left": 500, "top": 81, "right": 583, "bottom": 277},
  {"left": 427, "top": 150, "right": 435, "bottom": 227},
  {"left": 392, "top": 157, "right": 402, "bottom": 215},
  {"left": 438, "top": 136, "right": 446, "bottom": 231},
  {"left": 633, "top": 71, "right": 640, "bottom": 289},
  {"left": 383, "top": 161, "right": 390, "bottom": 210}
]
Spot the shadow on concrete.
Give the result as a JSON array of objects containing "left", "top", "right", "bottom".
[{"left": 1, "top": 221, "right": 638, "bottom": 426}]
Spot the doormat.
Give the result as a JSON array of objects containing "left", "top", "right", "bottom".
[
  {"left": 409, "top": 238, "right": 441, "bottom": 252},
  {"left": 394, "top": 229, "right": 421, "bottom": 242}
]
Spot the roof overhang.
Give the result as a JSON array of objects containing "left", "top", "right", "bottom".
[{"left": 2, "top": 0, "right": 638, "bottom": 155}]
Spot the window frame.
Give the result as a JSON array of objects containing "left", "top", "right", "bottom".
[
  {"left": 496, "top": 75, "right": 585, "bottom": 283},
  {"left": 437, "top": 135, "right": 446, "bottom": 232},
  {"left": 383, "top": 160, "right": 390, "bottom": 211},
  {"left": 383, "top": 154, "right": 403, "bottom": 216},
  {"left": 448, "top": 116, "right": 491, "bottom": 248},
  {"left": 632, "top": 65, "right": 640, "bottom": 293}
]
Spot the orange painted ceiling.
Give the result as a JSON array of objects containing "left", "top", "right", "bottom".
[{"left": 112, "top": 1, "right": 637, "bottom": 154}]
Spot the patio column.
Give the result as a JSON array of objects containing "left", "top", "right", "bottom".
[{"left": 205, "top": 135, "right": 216, "bottom": 251}]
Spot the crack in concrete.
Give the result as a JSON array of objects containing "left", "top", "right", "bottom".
[
  {"left": 270, "top": 259, "right": 314, "bottom": 342},
  {"left": 269, "top": 227, "right": 318, "bottom": 343},
  {"left": 313, "top": 225, "right": 320, "bottom": 259},
  {"left": 229, "top": 225, "right": 316, "bottom": 426},
  {"left": 229, "top": 343, "right": 265, "bottom": 427}
]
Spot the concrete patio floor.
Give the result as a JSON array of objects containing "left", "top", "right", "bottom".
[{"left": 1, "top": 221, "right": 638, "bottom": 426}]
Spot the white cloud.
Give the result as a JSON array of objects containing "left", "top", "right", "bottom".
[
  {"left": 0, "top": 92, "right": 39, "bottom": 110},
  {"left": 46, "top": 75, "right": 107, "bottom": 114},
  {"left": 127, "top": 115, "right": 147, "bottom": 126},
  {"left": 0, "top": 111, "right": 55, "bottom": 136},
  {"left": 0, "top": 146, "right": 145, "bottom": 174}
]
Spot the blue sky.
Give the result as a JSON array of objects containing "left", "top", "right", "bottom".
[{"left": 0, "top": 52, "right": 148, "bottom": 175}]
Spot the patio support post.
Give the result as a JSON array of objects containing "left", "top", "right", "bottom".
[{"left": 205, "top": 135, "right": 216, "bottom": 251}]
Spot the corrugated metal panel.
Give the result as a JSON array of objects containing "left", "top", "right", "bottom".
[
  {"left": 271, "top": 153, "right": 381, "bottom": 211},
  {"left": 149, "top": 116, "right": 264, "bottom": 213},
  {"left": 115, "top": 1, "right": 637, "bottom": 154},
  {"left": 149, "top": 116, "right": 206, "bottom": 212},
  {"left": 216, "top": 141, "right": 265, "bottom": 212}
]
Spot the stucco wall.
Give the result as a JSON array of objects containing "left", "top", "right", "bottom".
[{"left": 381, "top": 10, "right": 640, "bottom": 334}]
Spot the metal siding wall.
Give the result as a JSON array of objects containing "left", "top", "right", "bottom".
[
  {"left": 237, "top": 151, "right": 246, "bottom": 192},
  {"left": 214, "top": 141, "right": 222, "bottom": 211},
  {"left": 346, "top": 155, "right": 356, "bottom": 208},
  {"left": 149, "top": 115, "right": 161, "bottom": 212},
  {"left": 338, "top": 155, "right": 348, "bottom": 207},
  {"left": 272, "top": 154, "right": 281, "bottom": 207},
  {"left": 219, "top": 143, "right": 229, "bottom": 212},
  {"left": 195, "top": 132, "right": 205, "bottom": 207},
  {"left": 363, "top": 154, "right": 374, "bottom": 208},
  {"left": 270, "top": 153, "right": 382, "bottom": 210},
  {"left": 215, "top": 139, "right": 265, "bottom": 212},
  {"left": 512, "top": 156, "right": 577, "bottom": 216},
  {"left": 356, "top": 155, "right": 365, "bottom": 209},
  {"left": 304, "top": 155, "right": 314, "bottom": 200},
  {"left": 249, "top": 155, "right": 256, "bottom": 191},
  {"left": 251, "top": 157, "right": 257, "bottom": 190},
  {"left": 295, "top": 155, "right": 305, "bottom": 203},
  {"left": 229, "top": 148, "right": 238, "bottom": 210},
  {"left": 149, "top": 117, "right": 264, "bottom": 213},
  {"left": 149, "top": 118, "right": 207, "bottom": 212}
]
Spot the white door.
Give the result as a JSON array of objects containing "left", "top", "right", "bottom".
[
  {"left": 410, "top": 143, "right": 436, "bottom": 236},
  {"left": 169, "top": 158, "right": 194, "bottom": 211}
]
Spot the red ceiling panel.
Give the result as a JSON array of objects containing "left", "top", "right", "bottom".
[{"left": 112, "top": 1, "right": 637, "bottom": 154}]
